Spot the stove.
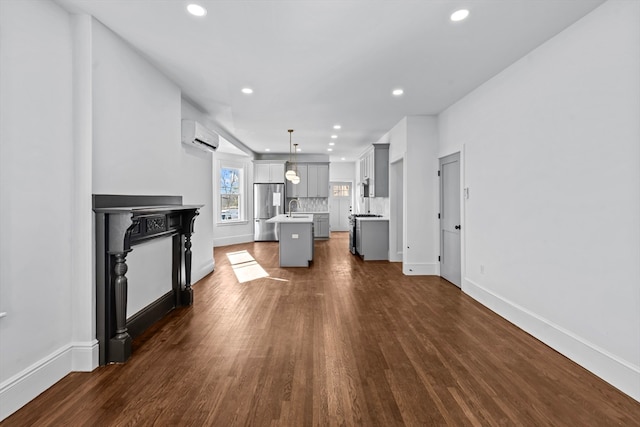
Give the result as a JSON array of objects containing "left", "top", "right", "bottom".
[{"left": 349, "top": 214, "right": 382, "bottom": 254}]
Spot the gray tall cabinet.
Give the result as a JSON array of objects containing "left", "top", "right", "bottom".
[{"left": 359, "top": 144, "right": 389, "bottom": 197}]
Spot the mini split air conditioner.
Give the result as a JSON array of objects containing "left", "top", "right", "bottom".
[{"left": 181, "top": 120, "right": 219, "bottom": 152}]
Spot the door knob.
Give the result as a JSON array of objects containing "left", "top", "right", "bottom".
[{"left": 455, "top": 225, "right": 461, "bottom": 230}]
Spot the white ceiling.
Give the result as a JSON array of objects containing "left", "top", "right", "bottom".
[{"left": 56, "top": 0, "right": 605, "bottom": 161}]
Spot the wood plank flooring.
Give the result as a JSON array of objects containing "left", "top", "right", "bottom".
[{"left": 3, "top": 232, "right": 639, "bottom": 426}]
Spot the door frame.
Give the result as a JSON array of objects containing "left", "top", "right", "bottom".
[
  {"left": 389, "top": 157, "right": 403, "bottom": 263},
  {"left": 328, "top": 180, "right": 353, "bottom": 232},
  {"left": 439, "top": 150, "right": 463, "bottom": 288}
]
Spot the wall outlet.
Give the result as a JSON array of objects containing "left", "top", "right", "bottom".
[{"left": 292, "top": 234, "right": 299, "bottom": 239}]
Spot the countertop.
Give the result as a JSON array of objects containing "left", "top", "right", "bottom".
[
  {"left": 267, "top": 214, "right": 314, "bottom": 223},
  {"left": 356, "top": 216, "right": 389, "bottom": 221},
  {"left": 294, "top": 211, "right": 329, "bottom": 214}
]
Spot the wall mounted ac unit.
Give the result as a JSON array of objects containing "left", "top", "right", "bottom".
[{"left": 181, "top": 120, "right": 219, "bottom": 152}]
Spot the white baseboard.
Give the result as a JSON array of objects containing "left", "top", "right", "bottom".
[
  {"left": 402, "top": 262, "right": 439, "bottom": 275},
  {"left": 0, "top": 341, "right": 98, "bottom": 421},
  {"left": 213, "top": 233, "right": 254, "bottom": 248},
  {"left": 71, "top": 340, "right": 99, "bottom": 372},
  {"left": 193, "top": 260, "right": 215, "bottom": 283},
  {"left": 389, "top": 250, "right": 403, "bottom": 262},
  {"left": 463, "top": 277, "right": 640, "bottom": 402}
]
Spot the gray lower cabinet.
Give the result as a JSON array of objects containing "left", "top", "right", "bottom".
[
  {"left": 356, "top": 219, "right": 389, "bottom": 260},
  {"left": 314, "top": 213, "right": 330, "bottom": 239},
  {"left": 279, "top": 222, "right": 313, "bottom": 267}
]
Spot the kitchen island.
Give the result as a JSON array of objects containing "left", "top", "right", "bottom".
[
  {"left": 267, "top": 214, "right": 314, "bottom": 267},
  {"left": 356, "top": 217, "right": 389, "bottom": 260}
]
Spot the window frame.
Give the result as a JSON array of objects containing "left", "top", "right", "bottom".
[{"left": 216, "top": 160, "right": 248, "bottom": 225}]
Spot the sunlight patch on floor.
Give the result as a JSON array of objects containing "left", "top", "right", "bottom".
[
  {"left": 226, "top": 250, "right": 269, "bottom": 283},
  {"left": 227, "top": 250, "right": 256, "bottom": 265}
]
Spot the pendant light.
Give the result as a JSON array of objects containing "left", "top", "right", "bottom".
[
  {"left": 285, "top": 129, "right": 297, "bottom": 181},
  {"left": 291, "top": 143, "right": 301, "bottom": 184}
]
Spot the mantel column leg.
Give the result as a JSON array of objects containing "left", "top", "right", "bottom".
[
  {"left": 110, "top": 252, "right": 132, "bottom": 362},
  {"left": 181, "top": 233, "right": 194, "bottom": 306}
]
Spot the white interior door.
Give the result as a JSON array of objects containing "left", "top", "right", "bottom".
[
  {"left": 440, "top": 153, "right": 461, "bottom": 287},
  {"left": 329, "top": 182, "right": 351, "bottom": 231}
]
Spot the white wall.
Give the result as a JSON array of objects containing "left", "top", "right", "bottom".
[
  {"left": 438, "top": 0, "right": 639, "bottom": 400},
  {"left": 180, "top": 99, "right": 216, "bottom": 278},
  {"left": 386, "top": 117, "right": 439, "bottom": 274},
  {"left": 329, "top": 162, "right": 355, "bottom": 182},
  {"left": 0, "top": 0, "right": 77, "bottom": 419},
  {"left": 91, "top": 21, "right": 181, "bottom": 195},
  {"left": 404, "top": 117, "right": 439, "bottom": 275}
]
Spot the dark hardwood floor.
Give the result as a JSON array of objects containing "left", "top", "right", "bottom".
[{"left": 3, "top": 232, "right": 639, "bottom": 426}]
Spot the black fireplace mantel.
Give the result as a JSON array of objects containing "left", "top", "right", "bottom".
[{"left": 93, "top": 195, "right": 203, "bottom": 365}]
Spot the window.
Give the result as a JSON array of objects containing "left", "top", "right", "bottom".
[
  {"left": 219, "top": 166, "right": 243, "bottom": 222},
  {"left": 332, "top": 184, "right": 350, "bottom": 197}
]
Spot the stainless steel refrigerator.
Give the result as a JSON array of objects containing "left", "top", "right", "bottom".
[{"left": 253, "top": 183, "right": 285, "bottom": 241}]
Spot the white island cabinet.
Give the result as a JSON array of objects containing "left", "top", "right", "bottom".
[{"left": 267, "top": 214, "right": 314, "bottom": 267}]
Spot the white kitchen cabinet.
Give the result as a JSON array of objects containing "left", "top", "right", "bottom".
[
  {"left": 269, "top": 163, "right": 285, "bottom": 182},
  {"left": 254, "top": 161, "right": 285, "bottom": 183},
  {"left": 307, "top": 163, "right": 329, "bottom": 198},
  {"left": 356, "top": 218, "right": 389, "bottom": 260},
  {"left": 286, "top": 163, "right": 308, "bottom": 198},
  {"left": 314, "top": 213, "right": 330, "bottom": 239},
  {"left": 360, "top": 151, "right": 372, "bottom": 182},
  {"left": 254, "top": 163, "right": 270, "bottom": 182}
]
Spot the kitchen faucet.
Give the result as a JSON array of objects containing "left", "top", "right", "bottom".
[{"left": 288, "top": 198, "right": 299, "bottom": 217}]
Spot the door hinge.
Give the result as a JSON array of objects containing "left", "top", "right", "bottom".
[
  {"left": 437, "top": 170, "right": 440, "bottom": 177},
  {"left": 438, "top": 256, "right": 441, "bottom": 262},
  {"left": 438, "top": 213, "right": 440, "bottom": 219}
]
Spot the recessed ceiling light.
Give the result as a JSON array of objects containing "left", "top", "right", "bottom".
[
  {"left": 327, "top": 148, "right": 333, "bottom": 152},
  {"left": 265, "top": 148, "right": 270, "bottom": 152},
  {"left": 241, "top": 87, "right": 253, "bottom": 94},
  {"left": 341, "top": 157, "right": 346, "bottom": 161},
  {"left": 331, "top": 135, "right": 338, "bottom": 139},
  {"left": 450, "top": 9, "right": 469, "bottom": 22},
  {"left": 333, "top": 125, "right": 341, "bottom": 130},
  {"left": 187, "top": 4, "right": 207, "bottom": 17},
  {"left": 392, "top": 89, "right": 404, "bottom": 96},
  {"left": 329, "top": 142, "right": 335, "bottom": 146}
]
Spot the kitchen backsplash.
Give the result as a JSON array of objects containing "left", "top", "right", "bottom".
[
  {"left": 285, "top": 197, "right": 328, "bottom": 212},
  {"left": 357, "top": 196, "right": 389, "bottom": 217}
]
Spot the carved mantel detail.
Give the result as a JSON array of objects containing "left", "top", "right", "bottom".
[{"left": 146, "top": 216, "right": 166, "bottom": 233}]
